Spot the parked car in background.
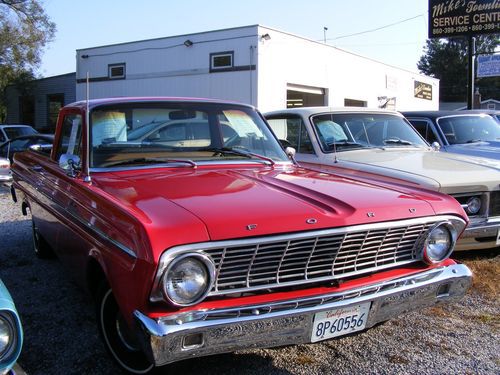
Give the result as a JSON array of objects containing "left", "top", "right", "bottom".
[
  {"left": 0, "top": 157, "right": 11, "bottom": 183},
  {"left": 403, "top": 111, "right": 500, "bottom": 160},
  {"left": 10, "top": 97, "right": 472, "bottom": 373},
  {"left": 0, "top": 279, "right": 23, "bottom": 374},
  {"left": 0, "top": 125, "right": 37, "bottom": 143},
  {"left": 265, "top": 107, "right": 500, "bottom": 251},
  {"left": 0, "top": 134, "right": 54, "bottom": 163}
]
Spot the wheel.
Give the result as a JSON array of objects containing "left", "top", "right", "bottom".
[
  {"left": 96, "top": 283, "right": 154, "bottom": 374},
  {"left": 31, "top": 218, "right": 54, "bottom": 258}
]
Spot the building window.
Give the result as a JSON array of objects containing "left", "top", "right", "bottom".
[
  {"left": 344, "top": 99, "right": 367, "bottom": 107},
  {"left": 210, "top": 52, "right": 233, "bottom": 71},
  {"left": 108, "top": 63, "right": 126, "bottom": 79},
  {"left": 47, "top": 94, "right": 64, "bottom": 133}
]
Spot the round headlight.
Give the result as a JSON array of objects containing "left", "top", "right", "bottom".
[
  {"left": 465, "top": 197, "right": 481, "bottom": 215},
  {"left": 424, "top": 224, "right": 453, "bottom": 264},
  {"left": 162, "top": 254, "right": 214, "bottom": 306},
  {"left": 0, "top": 314, "right": 14, "bottom": 358}
]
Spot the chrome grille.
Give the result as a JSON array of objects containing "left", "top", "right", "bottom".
[{"left": 204, "top": 222, "right": 433, "bottom": 295}]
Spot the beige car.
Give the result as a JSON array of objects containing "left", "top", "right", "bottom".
[{"left": 265, "top": 107, "right": 500, "bottom": 251}]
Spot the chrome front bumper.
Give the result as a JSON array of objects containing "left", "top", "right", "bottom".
[
  {"left": 457, "top": 218, "right": 500, "bottom": 250},
  {"left": 134, "top": 263, "right": 472, "bottom": 366}
]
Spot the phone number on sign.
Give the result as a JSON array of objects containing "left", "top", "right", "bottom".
[{"left": 432, "top": 23, "right": 499, "bottom": 35}]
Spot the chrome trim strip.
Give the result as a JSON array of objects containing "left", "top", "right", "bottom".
[
  {"left": 135, "top": 263, "right": 472, "bottom": 366},
  {"left": 69, "top": 211, "right": 137, "bottom": 258},
  {"left": 89, "top": 160, "right": 292, "bottom": 173},
  {"left": 151, "top": 215, "right": 466, "bottom": 301},
  {"left": 12, "top": 170, "right": 137, "bottom": 259}
]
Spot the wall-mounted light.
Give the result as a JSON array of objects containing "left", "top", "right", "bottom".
[
  {"left": 184, "top": 39, "right": 193, "bottom": 47},
  {"left": 261, "top": 33, "right": 271, "bottom": 41},
  {"left": 81, "top": 54, "right": 89, "bottom": 59}
]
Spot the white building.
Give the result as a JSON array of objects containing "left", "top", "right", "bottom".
[{"left": 76, "top": 25, "right": 439, "bottom": 112}]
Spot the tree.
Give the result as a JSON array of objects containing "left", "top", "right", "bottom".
[
  {"left": 0, "top": 0, "right": 56, "bottom": 121},
  {"left": 417, "top": 35, "right": 499, "bottom": 103}
]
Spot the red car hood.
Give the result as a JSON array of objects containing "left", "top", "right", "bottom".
[{"left": 91, "top": 166, "right": 450, "bottom": 249}]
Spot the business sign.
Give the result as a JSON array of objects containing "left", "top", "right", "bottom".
[
  {"left": 477, "top": 54, "right": 500, "bottom": 77},
  {"left": 414, "top": 81, "right": 433, "bottom": 100},
  {"left": 429, "top": 0, "right": 500, "bottom": 38}
]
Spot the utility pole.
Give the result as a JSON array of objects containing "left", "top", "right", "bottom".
[
  {"left": 467, "top": 36, "right": 476, "bottom": 109},
  {"left": 323, "top": 27, "right": 328, "bottom": 43}
]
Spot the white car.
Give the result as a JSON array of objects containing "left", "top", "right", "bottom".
[
  {"left": 265, "top": 107, "right": 500, "bottom": 251},
  {"left": 0, "top": 157, "right": 11, "bottom": 182}
]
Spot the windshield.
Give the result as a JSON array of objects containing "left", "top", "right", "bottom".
[
  {"left": 4, "top": 126, "right": 37, "bottom": 139},
  {"left": 311, "top": 113, "right": 427, "bottom": 151},
  {"left": 90, "top": 102, "right": 288, "bottom": 168},
  {"left": 436, "top": 115, "right": 500, "bottom": 144}
]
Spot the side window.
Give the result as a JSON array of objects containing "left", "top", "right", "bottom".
[
  {"left": 0, "top": 130, "right": 5, "bottom": 143},
  {"left": 267, "top": 117, "right": 314, "bottom": 154},
  {"left": 409, "top": 119, "right": 437, "bottom": 144},
  {"left": 56, "top": 114, "right": 83, "bottom": 162}
]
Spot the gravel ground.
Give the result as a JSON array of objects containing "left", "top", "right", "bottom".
[{"left": 0, "top": 184, "right": 498, "bottom": 375}]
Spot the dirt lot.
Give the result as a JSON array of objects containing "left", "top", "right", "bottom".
[{"left": 0, "top": 184, "right": 498, "bottom": 374}]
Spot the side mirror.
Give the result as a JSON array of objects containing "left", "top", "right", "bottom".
[
  {"left": 59, "top": 154, "right": 81, "bottom": 177},
  {"left": 431, "top": 142, "right": 441, "bottom": 151},
  {"left": 285, "top": 146, "right": 296, "bottom": 160}
]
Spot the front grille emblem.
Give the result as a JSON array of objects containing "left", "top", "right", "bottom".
[
  {"left": 367, "top": 212, "right": 375, "bottom": 217},
  {"left": 306, "top": 218, "right": 318, "bottom": 224}
]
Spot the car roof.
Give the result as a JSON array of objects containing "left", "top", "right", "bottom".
[
  {"left": 65, "top": 96, "right": 255, "bottom": 111},
  {"left": 402, "top": 110, "right": 496, "bottom": 120},
  {"left": 0, "top": 124, "right": 34, "bottom": 128},
  {"left": 265, "top": 106, "right": 403, "bottom": 117}
]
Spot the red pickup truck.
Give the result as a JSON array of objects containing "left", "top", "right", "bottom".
[{"left": 10, "top": 97, "right": 472, "bottom": 374}]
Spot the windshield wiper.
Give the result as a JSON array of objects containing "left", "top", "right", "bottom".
[
  {"left": 326, "top": 140, "right": 368, "bottom": 149},
  {"left": 383, "top": 138, "right": 413, "bottom": 146},
  {"left": 208, "top": 147, "right": 275, "bottom": 165},
  {"left": 465, "top": 139, "right": 483, "bottom": 143},
  {"left": 103, "top": 157, "right": 197, "bottom": 168}
]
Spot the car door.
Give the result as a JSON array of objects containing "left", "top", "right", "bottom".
[
  {"left": 407, "top": 118, "right": 442, "bottom": 147},
  {"left": 266, "top": 114, "right": 320, "bottom": 164}
]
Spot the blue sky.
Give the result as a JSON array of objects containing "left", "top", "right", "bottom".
[{"left": 40, "top": 0, "right": 429, "bottom": 77}]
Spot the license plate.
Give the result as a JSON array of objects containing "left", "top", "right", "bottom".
[
  {"left": 497, "top": 229, "right": 500, "bottom": 245},
  {"left": 311, "top": 303, "right": 370, "bottom": 343}
]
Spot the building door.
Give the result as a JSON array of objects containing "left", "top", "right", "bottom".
[
  {"left": 286, "top": 84, "right": 326, "bottom": 108},
  {"left": 19, "top": 95, "right": 35, "bottom": 126}
]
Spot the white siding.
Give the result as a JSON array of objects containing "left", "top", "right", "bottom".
[
  {"left": 77, "top": 26, "right": 259, "bottom": 105},
  {"left": 256, "top": 26, "right": 439, "bottom": 112}
]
